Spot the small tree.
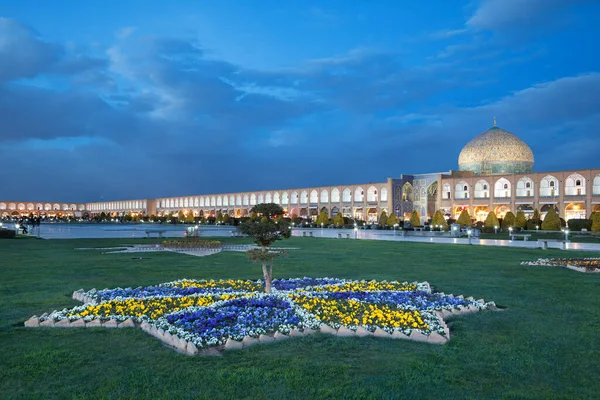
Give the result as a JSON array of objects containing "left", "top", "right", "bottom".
[
  {"left": 431, "top": 210, "right": 448, "bottom": 230},
  {"left": 501, "top": 212, "right": 516, "bottom": 231},
  {"left": 591, "top": 212, "right": 600, "bottom": 232},
  {"left": 216, "top": 211, "right": 224, "bottom": 224},
  {"left": 456, "top": 209, "right": 471, "bottom": 227},
  {"left": 410, "top": 210, "right": 421, "bottom": 227},
  {"left": 484, "top": 211, "right": 500, "bottom": 229},
  {"left": 515, "top": 211, "right": 527, "bottom": 229},
  {"left": 386, "top": 212, "right": 398, "bottom": 227},
  {"left": 333, "top": 212, "right": 345, "bottom": 227},
  {"left": 239, "top": 204, "right": 291, "bottom": 293},
  {"left": 378, "top": 211, "right": 388, "bottom": 226},
  {"left": 316, "top": 210, "right": 329, "bottom": 226},
  {"left": 541, "top": 208, "right": 561, "bottom": 231},
  {"left": 532, "top": 208, "right": 540, "bottom": 221}
]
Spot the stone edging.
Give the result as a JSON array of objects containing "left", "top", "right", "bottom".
[
  {"left": 521, "top": 258, "right": 600, "bottom": 273},
  {"left": 23, "top": 287, "right": 494, "bottom": 356}
]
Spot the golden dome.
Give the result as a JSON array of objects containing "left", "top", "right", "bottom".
[{"left": 458, "top": 126, "right": 534, "bottom": 175}]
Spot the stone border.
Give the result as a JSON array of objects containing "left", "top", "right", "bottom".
[
  {"left": 521, "top": 258, "right": 600, "bottom": 273},
  {"left": 23, "top": 286, "right": 495, "bottom": 355}
]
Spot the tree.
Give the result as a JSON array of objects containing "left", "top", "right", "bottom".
[
  {"left": 410, "top": 210, "right": 421, "bottom": 227},
  {"left": 386, "top": 212, "right": 398, "bottom": 227},
  {"left": 515, "top": 211, "right": 527, "bottom": 229},
  {"left": 591, "top": 212, "right": 600, "bottom": 232},
  {"left": 216, "top": 211, "right": 224, "bottom": 224},
  {"left": 541, "top": 208, "right": 561, "bottom": 231},
  {"left": 333, "top": 212, "right": 344, "bottom": 227},
  {"left": 316, "top": 210, "right": 329, "bottom": 226},
  {"left": 431, "top": 210, "right": 448, "bottom": 230},
  {"left": 484, "top": 211, "right": 500, "bottom": 229},
  {"left": 456, "top": 209, "right": 471, "bottom": 227},
  {"left": 501, "top": 211, "right": 516, "bottom": 230},
  {"left": 378, "top": 210, "right": 388, "bottom": 226},
  {"left": 532, "top": 208, "right": 540, "bottom": 221},
  {"left": 239, "top": 203, "right": 291, "bottom": 293}
]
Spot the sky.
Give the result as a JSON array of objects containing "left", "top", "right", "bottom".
[{"left": 1, "top": 0, "right": 599, "bottom": 202}]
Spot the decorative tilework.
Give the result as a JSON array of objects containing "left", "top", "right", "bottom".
[{"left": 458, "top": 127, "right": 534, "bottom": 174}]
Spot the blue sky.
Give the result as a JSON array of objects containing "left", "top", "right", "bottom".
[{"left": 1, "top": 0, "right": 599, "bottom": 202}]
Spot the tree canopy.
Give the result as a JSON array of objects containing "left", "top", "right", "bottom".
[
  {"left": 456, "top": 209, "right": 471, "bottom": 226},
  {"left": 386, "top": 212, "right": 398, "bottom": 227},
  {"left": 501, "top": 212, "right": 516, "bottom": 230},
  {"left": 378, "top": 210, "right": 388, "bottom": 226},
  {"left": 409, "top": 210, "right": 421, "bottom": 227},
  {"left": 541, "top": 208, "right": 561, "bottom": 231},
  {"left": 484, "top": 211, "right": 500, "bottom": 228},
  {"left": 431, "top": 210, "right": 448, "bottom": 230},
  {"left": 250, "top": 203, "right": 284, "bottom": 218}
]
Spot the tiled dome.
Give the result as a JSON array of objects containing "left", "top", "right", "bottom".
[{"left": 458, "top": 126, "right": 534, "bottom": 175}]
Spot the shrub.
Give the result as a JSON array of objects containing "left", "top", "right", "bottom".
[
  {"left": 431, "top": 210, "right": 448, "bottom": 230},
  {"left": 515, "top": 211, "right": 527, "bottom": 229},
  {"left": 484, "top": 211, "right": 500, "bottom": 228},
  {"left": 456, "top": 209, "right": 471, "bottom": 227},
  {"left": 162, "top": 238, "right": 222, "bottom": 249},
  {"left": 526, "top": 219, "right": 542, "bottom": 230},
  {"left": 0, "top": 229, "right": 16, "bottom": 239},
  {"left": 386, "top": 212, "right": 398, "bottom": 227},
  {"left": 333, "top": 212, "right": 344, "bottom": 227},
  {"left": 410, "top": 210, "right": 421, "bottom": 227},
  {"left": 542, "top": 208, "right": 561, "bottom": 231},
  {"left": 378, "top": 211, "right": 388, "bottom": 226},
  {"left": 567, "top": 219, "right": 592, "bottom": 231},
  {"left": 501, "top": 212, "right": 516, "bottom": 231},
  {"left": 591, "top": 212, "right": 600, "bottom": 232}
]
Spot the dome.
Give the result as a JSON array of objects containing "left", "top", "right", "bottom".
[{"left": 458, "top": 125, "right": 534, "bottom": 175}]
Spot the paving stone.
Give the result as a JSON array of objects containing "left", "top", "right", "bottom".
[
  {"left": 302, "top": 328, "right": 317, "bottom": 335},
  {"left": 468, "top": 305, "right": 479, "bottom": 312},
  {"left": 175, "top": 338, "right": 188, "bottom": 352},
  {"left": 273, "top": 331, "right": 290, "bottom": 340},
  {"left": 242, "top": 336, "right": 260, "bottom": 347},
  {"left": 337, "top": 326, "right": 355, "bottom": 337},
  {"left": 70, "top": 319, "right": 86, "bottom": 327},
  {"left": 40, "top": 319, "right": 55, "bottom": 327},
  {"left": 24, "top": 316, "right": 39, "bottom": 328},
  {"left": 55, "top": 319, "right": 71, "bottom": 327},
  {"left": 86, "top": 319, "right": 102, "bottom": 327},
  {"left": 118, "top": 318, "right": 135, "bottom": 328},
  {"left": 259, "top": 334, "right": 276, "bottom": 343},
  {"left": 140, "top": 321, "right": 150, "bottom": 332},
  {"left": 355, "top": 327, "right": 372, "bottom": 337},
  {"left": 224, "top": 338, "right": 243, "bottom": 350},
  {"left": 319, "top": 325, "right": 337, "bottom": 335},
  {"left": 186, "top": 341, "right": 199, "bottom": 355},
  {"left": 391, "top": 330, "right": 410, "bottom": 340},
  {"left": 409, "top": 331, "right": 428, "bottom": 342},
  {"left": 289, "top": 329, "right": 304, "bottom": 337},
  {"left": 427, "top": 332, "right": 448, "bottom": 344},
  {"left": 103, "top": 319, "right": 118, "bottom": 328},
  {"left": 373, "top": 327, "right": 392, "bottom": 339},
  {"left": 157, "top": 328, "right": 165, "bottom": 337}
]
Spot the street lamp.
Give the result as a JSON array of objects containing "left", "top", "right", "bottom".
[
  {"left": 394, "top": 223, "right": 398, "bottom": 237},
  {"left": 494, "top": 225, "right": 498, "bottom": 234},
  {"left": 354, "top": 226, "right": 358, "bottom": 239},
  {"left": 564, "top": 229, "right": 569, "bottom": 242},
  {"left": 508, "top": 226, "right": 513, "bottom": 240},
  {"left": 467, "top": 228, "right": 472, "bottom": 245},
  {"left": 536, "top": 225, "right": 539, "bottom": 232}
]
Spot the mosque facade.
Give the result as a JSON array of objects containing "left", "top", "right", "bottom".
[{"left": 2, "top": 123, "right": 600, "bottom": 224}]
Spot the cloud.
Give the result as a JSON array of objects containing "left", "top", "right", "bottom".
[
  {"left": 467, "top": 0, "right": 590, "bottom": 32},
  {"left": 0, "top": 18, "right": 63, "bottom": 83}
]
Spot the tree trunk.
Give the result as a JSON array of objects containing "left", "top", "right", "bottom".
[
  {"left": 269, "top": 258, "right": 273, "bottom": 283},
  {"left": 262, "top": 260, "right": 271, "bottom": 293}
]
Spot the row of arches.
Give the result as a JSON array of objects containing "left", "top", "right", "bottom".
[
  {"left": 450, "top": 203, "right": 600, "bottom": 222},
  {"left": 444, "top": 174, "right": 600, "bottom": 200},
  {"left": 0, "top": 203, "right": 83, "bottom": 212},
  {"left": 157, "top": 186, "right": 389, "bottom": 210},
  {"left": 87, "top": 200, "right": 147, "bottom": 212}
]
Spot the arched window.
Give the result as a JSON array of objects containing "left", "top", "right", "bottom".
[
  {"left": 342, "top": 188, "right": 351, "bottom": 202},
  {"left": 381, "top": 187, "right": 388, "bottom": 201},
  {"left": 320, "top": 190, "right": 329, "bottom": 203},
  {"left": 310, "top": 190, "right": 318, "bottom": 203},
  {"left": 565, "top": 173, "right": 586, "bottom": 196},
  {"left": 354, "top": 187, "right": 364, "bottom": 202},
  {"left": 331, "top": 188, "right": 340, "bottom": 202}
]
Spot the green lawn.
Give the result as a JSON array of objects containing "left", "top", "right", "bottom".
[{"left": 1, "top": 237, "right": 599, "bottom": 399}]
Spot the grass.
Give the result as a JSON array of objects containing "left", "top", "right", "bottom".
[{"left": 1, "top": 237, "right": 600, "bottom": 399}]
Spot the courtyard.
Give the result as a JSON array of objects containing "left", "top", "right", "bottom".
[{"left": 1, "top": 236, "right": 600, "bottom": 399}]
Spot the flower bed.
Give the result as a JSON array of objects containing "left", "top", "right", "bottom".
[
  {"left": 27, "top": 278, "right": 495, "bottom": 353},
  {"left": 522, "top": 258, "right": 600, "bottom": 273},
  {"left": 162, "top": 238, "right": 222, "bottom": 249}
]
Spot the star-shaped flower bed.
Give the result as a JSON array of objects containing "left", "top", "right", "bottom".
[{"left": 25, "top": 278, "right": 495, "bottom": 354}]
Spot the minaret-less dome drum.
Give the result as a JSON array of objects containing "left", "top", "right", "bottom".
[{"left": 458, "top": 121, "right": 534, "bottom": 175}]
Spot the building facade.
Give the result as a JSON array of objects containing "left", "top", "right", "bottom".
[{"left": 2, "top": 125, "right": 600, "bottom": 224}]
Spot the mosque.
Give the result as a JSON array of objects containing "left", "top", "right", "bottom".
[{"left": 2, "top": 121, "right": 600, "bottom": 224}]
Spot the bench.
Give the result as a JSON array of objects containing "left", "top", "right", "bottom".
[
  {"left": 301, "top": 231, "right": 314, "bottom": 237},
  {"left": 537, "top": 239, "right": 566, "bottom": 250},
  {"left": 145, "top": 230, "right": 166, "bottom": 239},
  {"left": 337, "top": 233, "right": 351, "bottom": 239},
  {"left": 510, "top": 234, "right": 532, "bottom": 241}
]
